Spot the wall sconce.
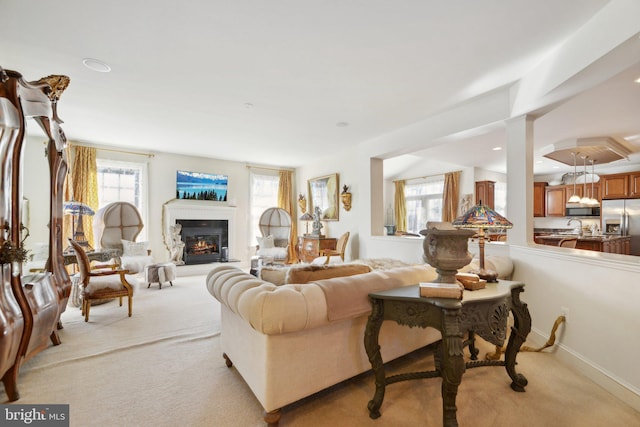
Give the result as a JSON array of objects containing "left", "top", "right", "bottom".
[
  {"left": 341, "top": 185, "right": 352, "bottom": 211},
  {"left": 298, "top": 193, "right": 307, "bottom": 214}
]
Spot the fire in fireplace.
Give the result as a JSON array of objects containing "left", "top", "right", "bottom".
[{"left": 176, "top": 219, "right": 228, "bottom": 264}]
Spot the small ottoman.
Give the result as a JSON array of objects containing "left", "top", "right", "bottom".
[{"left": 145, "top": 262, "right": 177, "bottom": 289}]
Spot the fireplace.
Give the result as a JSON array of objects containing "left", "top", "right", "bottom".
[
  {"left": 177, "top": 219, "right": 228, "bottom": 264},
  {"left": 163, "top": 199, "right": 236, "bottom": 266}
]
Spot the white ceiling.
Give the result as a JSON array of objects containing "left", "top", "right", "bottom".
[{"left": 2, "top": 1, "right": 639, "bottom": 176}]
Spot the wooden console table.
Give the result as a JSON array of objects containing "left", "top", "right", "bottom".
[
  {"left": 298, "top": 236, "right": 337, "bottom": 263},
  {"left": 365, "top": 280, "right": 531, "bottom": 427}
]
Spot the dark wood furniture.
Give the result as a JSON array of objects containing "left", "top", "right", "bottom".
[
  {"left": 0, "top": 67, "right": 71, "bottom": 400},
  {"left": 298, "top": 236, "right": 337, "bottom": 263},
  {"left": 537, "top": 235, "right": 631, "bottom": 254},
  {"left": 544, "top": 183, "right": 601, "bottom": 217},
  {"left": 475, "top": 180, "right": 495, "bottom": 208},
  {"left": 533, "top": 182, "right": 547, "bottom": 217},
  {"left": 365, "top": 281, "right": 531, "bottom": 427},
  {"left": 600, "top": 172, "right": 640, "bottom": 199}
]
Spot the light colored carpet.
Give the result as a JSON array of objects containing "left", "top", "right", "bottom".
[{"left": 3, "top": 270, "right": 639, "bottom": 427}]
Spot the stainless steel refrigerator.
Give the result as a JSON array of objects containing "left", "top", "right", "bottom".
[{"left": 601, "top": 199, "right": 640, "bottom": 256}]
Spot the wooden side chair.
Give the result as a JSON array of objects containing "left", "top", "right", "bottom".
[
  {"left": 68, "top": 239, "right": 137, "bottom": 322},
  {"left": 558, "top": 238, "right": 578, "bottom": 248},
  {"left": 319, "top": 231, "right": 350, "bottom": 264}
]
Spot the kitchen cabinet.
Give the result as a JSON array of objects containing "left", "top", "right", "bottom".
[
  {"left": 533, "top": 182, "right": 547, "bottom": 217},
  {"left": 601, "top": 173, "right": 630, "bottom": 199},
  {"left": 537, "top": 235, "right": 630, "bottom": 254},
  {"left": 475, "top": 180, "right": 495, "bottom": 209},
  {"left": 545, "top": 186, "right": 566, "bottom": 217},
  {"left": 630, "top": 172, "right": 640, "bottom": 197},
  {"left": 600, "top": 171, "right": 640, "bottom": 199},
  {"left": 564, "top": 183, "right": 600, "bottom": 203},
  {"left": 544, "top": 183, "right": 601, "bottom": 217}
]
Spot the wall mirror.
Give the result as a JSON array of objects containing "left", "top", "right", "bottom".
[{"left": 308, "top": 173, "right": 339, "bottom": 221}]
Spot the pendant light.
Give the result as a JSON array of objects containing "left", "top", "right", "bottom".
[
  {"left": 579, "top": 155, "right": 591, "bottom": 205},
  {"left": 568, "top": 152, "right": 581, "bottom": 203},
  {"left": 588, "top": 159, "right": 600, "bottom": 206}
]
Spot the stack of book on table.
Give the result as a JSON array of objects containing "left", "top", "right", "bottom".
[
  {"left": 455, "top": 272, "right": 487, "bottom": 290},
  {"left": 419, "top": 282, "right": 464, "bottom": 299},
  {"left": 419, "top": 273, "right": 488, "bottom": 299}
]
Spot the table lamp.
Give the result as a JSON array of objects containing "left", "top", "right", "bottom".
[
  {"left": 452, "top": 201, "right": 512, "bottom": 282},
  {"left": 300, "top": 212, "right": 314, "bottom": 236},
  {"left": 64, "top": 200, "right": 95, "bottom": 251}
]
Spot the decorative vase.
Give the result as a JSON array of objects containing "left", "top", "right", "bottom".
[{"left": 419, "top": 225, "right": 475, "bottom": 284}]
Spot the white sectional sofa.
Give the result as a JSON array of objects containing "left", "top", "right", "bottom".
[{"left": 206, "top": 257, "right": 513, "bottom": 426}]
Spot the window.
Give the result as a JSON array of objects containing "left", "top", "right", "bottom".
[
  {"left": 249, "top": 172, "right": 279, "bottom": 245},
  {"left": 96, "top": 159, "right": 147, "bottom": 238},
  {"left": 404, "top": 176, "right": 444, "bottom": 234},
  {"left": 494, "top": 181, "right": 507, "bottom": 217}
]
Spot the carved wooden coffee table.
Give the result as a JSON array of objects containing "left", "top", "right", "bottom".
[{"left": 365, "top": 280, "right": 531, "bottom": 427}]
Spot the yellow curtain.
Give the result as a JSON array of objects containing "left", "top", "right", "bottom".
[
  {"left": 394, "top": 180, "right": 407, "bottom": 232},
  {"left": 277, "top": 170, "right": 298, "bottom": 263},
  {"left": 63, "top": 144, "right": 99, "bottom": 247},
  {"left": 442, "top": 171, "right": 460, "bottom": 222}
]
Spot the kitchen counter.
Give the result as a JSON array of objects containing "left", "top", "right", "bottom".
[{"left": 536, "top": 234, "right": 630, "bottom": 254}]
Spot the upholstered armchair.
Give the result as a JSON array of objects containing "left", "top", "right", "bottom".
[
  {"left": 68, "top": 239, "right": 138, "bottom": 322},
  {"left": 93, "top": 201, "right": 153, "bottom": 273}
]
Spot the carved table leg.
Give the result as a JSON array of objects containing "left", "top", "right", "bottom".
[
  {"left": 505, "top": 287, "right": 531, "bottom": 392},
  {"left": 364, "top": 298, "right": 385, "bottom": 419},
  {"left": 467, "top": 330, "right": 479, "bottom": 360},
  {"left": 441, "top": 307, "right": 465, "bottom": 427}
]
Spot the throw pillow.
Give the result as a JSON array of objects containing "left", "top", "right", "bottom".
[
  {"left": 256, "top": 235, "right": 275, "bottom": 249},
  {"left": 121, "top": 239, "right": 149, "bottom": 256}
]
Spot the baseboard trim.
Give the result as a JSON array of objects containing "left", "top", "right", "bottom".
[{"left": 528, "top": 327, "right": 640, "bottom": 412}]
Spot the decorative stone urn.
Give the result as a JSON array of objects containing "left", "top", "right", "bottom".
[{"left": 419, "top": 223, "right": 475, "bottom": 284}]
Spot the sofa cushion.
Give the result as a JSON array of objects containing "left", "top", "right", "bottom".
[
  {"left": 286, "top": 263, "right": 371, "bottom": 284},
  {"left": 260, "top": 263, "right": 372, "bottom": 285},
  {"left": 313, "top": 265, "right": 438, "bottom": 321},
  {"left": 460, "top": 256, "right": 514, "bottom": 279}
]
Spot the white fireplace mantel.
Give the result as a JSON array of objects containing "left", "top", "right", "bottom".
[{"left": 162, "top": 199, "right": 236, "bottom": 256}]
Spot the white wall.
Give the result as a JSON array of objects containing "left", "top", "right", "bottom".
[
  {"left": 297, "top": 148, "right": 360, "bottom": 259},
  {"left": 22, "top": 137, "right": 300, "bottom": 266}
]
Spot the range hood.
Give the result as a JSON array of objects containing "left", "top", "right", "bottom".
[{"left": 541, "top": 137, "right": 633, "bottom": 166}]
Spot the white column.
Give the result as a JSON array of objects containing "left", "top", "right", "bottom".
[{"left": 506, "top": 115, "right": 535, "bottom": 246}]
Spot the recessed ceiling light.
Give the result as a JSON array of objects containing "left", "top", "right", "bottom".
[
  {"left": 336, "top": 121, "right": 349, "bottom": 127},
  {"left": 492, "top": 146, "right": 502, "bottom": 151},
  {"left": 82, "top": 58, "right": 111, "bottom": 73},
  {"left": 635, "top": 76, "right": 640, "bottom": 83}
]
